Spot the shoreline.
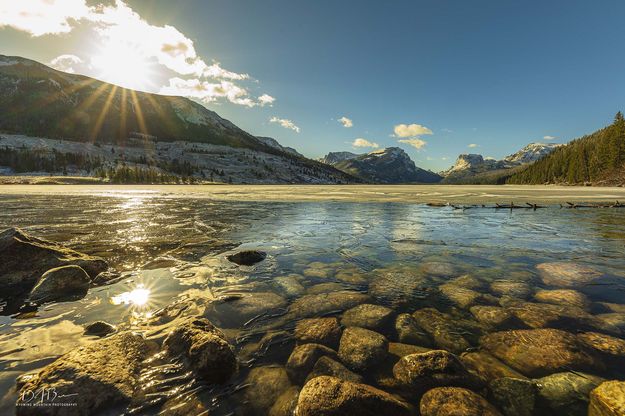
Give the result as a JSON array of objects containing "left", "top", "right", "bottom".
[{"left": 2, "top": 183, "right": 625, "bottom": 205}]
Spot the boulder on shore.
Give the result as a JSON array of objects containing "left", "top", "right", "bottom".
[
  {"left": 0, "top": 227, "right": 108, "bottom": 297},
  {"left": 16, "top": 332, "right": 151, "bottom": 416},
  {"left": 28, "top": 265, "right": 91, "bottom": 303},
  {"left": 163, "top": 317, "right": 237, "bottom": 383},
  {"left": 295, "top": 376, "right": 413, "bottom": 416}
]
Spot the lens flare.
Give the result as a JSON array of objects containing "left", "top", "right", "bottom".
[{"left": 111, "top": 284, "right": 150, "bottom": 307}]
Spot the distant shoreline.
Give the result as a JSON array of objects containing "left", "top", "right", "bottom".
[{"left": 2, "top": 182, "right": 625, "bottom": 205}]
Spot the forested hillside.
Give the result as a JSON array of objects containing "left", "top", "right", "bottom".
[{"left": 508, "top": 113, "right": 625, "bottom": 185}]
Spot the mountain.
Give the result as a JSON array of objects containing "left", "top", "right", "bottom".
[
  {"left": 441, "top": 143, "right": 562, "bottom": 184},
  {"left": 508, "top": 113, "right": 625, "bottom": 185},
  {"left": 255, "top": 136, "right": 303, "bottom": 157},
  {"left": 331, "top": 147, "right": 442, "bottom": 184},
  {"left": 319, "top": 151, "right": 361, "bottom": 165},
  {"left": 0, "top": 54, "right": 355, "bottom": 184}
]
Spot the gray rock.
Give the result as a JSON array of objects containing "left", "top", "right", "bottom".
[
  {"left": 338, "top": 327, "right": 388, "bottom": 372},
  {"left": 295, "top": 376, "right": 413, "bottom": 416},
  {"left": 480, "top": 328, "right": 604, "bottom": 377},
  {"left": 0, "top": 227, "right": 107, "bottom": 297},
  {"left": 84, "top": 320, "right": 116, "bottom": 337},
  {"left": 288, "top": 291, "right": 370, "bottom": 320},
  {"left": 341, "top": 304, "right": 395, "bottom": 333},
  {"left": 420, "top": 387, "right": 502, "bottom": 416},
  {"left": 28, "top": 265, "right": 91, "bottom": 303},
  {"left": 535, "top": 371, "right": 605, "bottom": 416},
  {"left": 16, "top": 332, "right": 151, "bottom": 416},
  {"left": 295, "top": 317, "right": 342, "bottom": 349},
  {"left": 286, "top": 343, "right": 338, "bottom": 384},
  {"left": 392, "top": 350, "right": 477, "bottom": 394},
  {"left": 489, "top": 377, "right": 536, "bottom": 416},
  {"left": 305, "top": 356, "right": 364, "bottom": 384},
  {"left": 394, "top": 313, "right": 433, "bottom": 346},
  {"left": 163, "top": 317, "right": 237, "bottom": 383},
  {"left": 227, "top": 250, "right": 266, "bottom": 266}
]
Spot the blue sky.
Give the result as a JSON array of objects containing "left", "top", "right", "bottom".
[{"left": 1, "top": 0, "right": 624, "bottom": 170}]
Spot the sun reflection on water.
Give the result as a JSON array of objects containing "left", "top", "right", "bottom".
[{"left": 111, "top": 284, "right": 151, "bottom": 306}]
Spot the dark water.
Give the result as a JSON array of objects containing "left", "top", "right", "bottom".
[{"left": 1, "top": 192, "right": 625, "bottom": 414}]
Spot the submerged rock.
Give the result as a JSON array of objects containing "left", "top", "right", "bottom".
[
  {"left": 394, "top": 313, "right": 433, "bottom": 346},
  {"left": 535, "top": 371, "right": 605, "bottom": 416},
  {"left": 589, "top": 380, "right": 625, "bottom": 416},
  {"left": 16, "top": 332, "right": 151, "bottom": 416},
  {"left": 480, "top": 328, "right": 603, "bottom": 377},
  {"left": 84, "top": 320, "right": 116, "bottom": 337},
  {"left": 420, "top": 261, "right": 459, "bottom": 278},
  {"left": 577, "top": 331, "right": 625, "bottom": 361},
  {"left": 295, "top": 376, "right": 413, "bottom": 416},
  {"left": 305, "top": 356, "right": 364, "bottom": 384},
  {"left": 412, "top": 308, "right": 471, "bottom": 353},
  {"left": 393, "top": 350, "right": 478, "bottom": 394},
  {"left": 470, "top": 305, "right": 514, "bottom": 329},
  {"left": 420, "top": 387, "right": 502, "bottom": 416},
  {"left": 439, "top": 283, "right": 485, "bottom": 309},
  {"left": 369, "top": 269, "right": 432, "bottom": 309},
  {"left": 28, "top": 265, "right": 91, "bottom": 303},
  {"left": 288, "top": 291, "right": 370, "bottom": 320},
  {"left": 460, "top": 351, "right": 527, "bottom": 382},
  {"left": 490, "top": 280, "right": 532, "bottom": 299},
  {"left": 338, "top": 327, "right": 388, "bottom": 372},
  {"left": 0, "top": 227, "right": 107, "bottom": 297},
  {"left": 274, "top": 274, "right": 306, "bottom": 298},
  {"left": 537, "top": 261, "right": 602, "bottom": 288},
  {"left": 489, "top": 377, "right": 536, "bottom": 416},
  {"left": 534, "top": 288, "right": 590, "bottom": 309},
  {"left": 209, "top": 291, "right": 287, "bottom": 327},
  {"left": 227, "top": 250, "right": 267, "bottom": 266},
  {"left": 269, "top": 386, "right": 300, "bottom": 416},
  {"left": 294, "top": 317, "right": 342, "bottom": 349},
  {"left": 286, "top": 343, "right": 338, "bottom": 384},
  {"left": 506, "top": 301, "right": 596, "bottom": 331},
  {"left": 341, "top": 304, "right": 395, "bottom": 333},
  {"left": 163, "top": 317, "right": 237, "bottom": 383},
  {"left": 240, "top": 366, "right": 292, "bottom": 415}
]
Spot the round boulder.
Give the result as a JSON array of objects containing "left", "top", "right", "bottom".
[
  {"left": 341, "top": 304, "right": 395, "bottom": 333},
  {"left": 338, "top": 327, "right": 388, "bottom": 372},
  {"left": 28, "top": 265, "right": 91, "bottom": 303},
  {"left": 420, "top": 387, "right": 502, "bottom": 416},
  {"left": 295, "top": 376, "right": 413, "bottom": 416}
]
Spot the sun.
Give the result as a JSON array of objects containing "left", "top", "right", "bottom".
[{"left": 91, "top": 40, "right": 154, "bottom": 91}]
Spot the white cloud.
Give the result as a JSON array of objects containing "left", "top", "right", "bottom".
[
  {"left": 468, "top": 143, "right": 479, "bottom": 148},
  {"left": 203, "top": 63, "right": 249, "bottom": 80},
  {"left": 352, "top": 138, "right": 379, "bottom": 148},
  {"left": 270, "top": 117, "right": 300, "bottom": 133},
  {"left": 393, "top": 123, "right": 433, "bottom": 138},
  {"left": 338, "top": 116, "right": 353, "bottom": 128},
  {"left": 49, "top": 54, "right": 84, "bottom": 74},
  {"left": 441, "top": 157, "right": 449, "bottom": 161},
  {"left": 441, "top": 128, "right": 453, "bottom": 133},
  {"left": 543, "top": 135, "right": 556, "bottom": 140},
  {"left": 258, "top": 94, "right": 275, "bottom": 107},
  {"left": 398, "top": 138, "right": 427, "bottom": 149},
  {"left": 0, "top": 0, "right": 90, "bottom": 37},
  {"left": 0, "top": 0, "right": 274, "bottom": 107}
]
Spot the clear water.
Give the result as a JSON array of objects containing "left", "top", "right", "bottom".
[{"left": 1, "top": 190, "right": 624, "bottom": 414}]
